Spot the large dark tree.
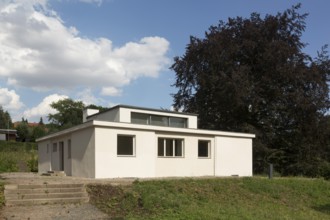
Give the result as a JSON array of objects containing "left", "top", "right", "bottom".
[{"left": 171, "top": 4, "right": 330, "bottom": 176}]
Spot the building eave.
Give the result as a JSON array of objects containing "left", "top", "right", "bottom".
[{"left": 36, "top": 120, "right": 255, "bottom": 143}]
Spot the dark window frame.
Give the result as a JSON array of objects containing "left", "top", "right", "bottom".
[
  {"left": 158, "top": 138, "right": 184, "bottom": 158},
  {"left": 117, "top": 135, "right": 135, "bottom": 157},
  {"left": 198, "top": 140, "right": 211, "bottom": 158}
]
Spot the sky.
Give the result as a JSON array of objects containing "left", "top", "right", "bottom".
[{"left": 0, "top": 0, "right": 329, "bottom": 122}]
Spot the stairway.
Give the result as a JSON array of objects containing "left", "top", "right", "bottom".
[{"left": 4, "top": 183, "right": 89, "bottom": 206}]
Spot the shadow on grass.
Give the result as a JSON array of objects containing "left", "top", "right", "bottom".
[{"left": 313, "top": 204, "right": 330, "bottom": 214}]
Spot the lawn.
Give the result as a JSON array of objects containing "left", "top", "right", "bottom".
[{"left": 87, "top": 177, "right": 330, "bottom": 220}]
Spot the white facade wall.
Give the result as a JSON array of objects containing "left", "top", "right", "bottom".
[
  {"left": 38, "top": 141, "right": 49, "bottom": 172},
  {"left": 70, "top": 128, "right": 95, "bottom": 178},
  {"left": 155, "top": 133, "right": 214, "bottom": 177},
  {"left": 94, "top": 127, "right": 156, "bottom": 178},
  {"left": 215, "top": 136, "right": 253, "bottom": 176},
  {"left": 38, "top": 118, "right": 254, "bottom": 179},
  {"left": 38, "top": 127, "right": 95, "bottom": 178},
  {"left": 86, "top": 108, "right": 119, "bottom": 122},
  {"left": 0, "top": 134, "right": 6, "bottom": 140}
]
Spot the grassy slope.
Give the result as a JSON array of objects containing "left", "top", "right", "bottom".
[
  {"left": 0, "top": 141, "right": 37, "bottom": 172},
  {"left": 88, "top": 177, "right": 330, "bottom": 220}
]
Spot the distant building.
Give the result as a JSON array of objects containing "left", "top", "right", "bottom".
[
  {"left": 37, "top": 105, "right": 255, "bottom": 179},
  {"left": 13, "top": 122, "right": 40, "bottom": 128},
  {"left": 0, "top": 129, "right": 17, "bottom": 141}
]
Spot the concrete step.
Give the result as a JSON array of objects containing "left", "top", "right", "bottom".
[
  {"left": 41, "top": 170, "right": 66, "bottom": 177},
  {"left": 5, "top": 192, "right": 88, "bottom": 200},
  {"left": 4, "top": 183, "right": 89, "bottom": 206},
  {"left": 5, "top": 183, "right": 84, "bottom": 190},
  {"left": 6, "top": 197, "right": 89, "bottom": 206},
  {"left": 5, "top": 187, "right": 85, "bottom": 195}
]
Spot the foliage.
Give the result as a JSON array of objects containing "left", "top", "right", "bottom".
[
  {"left": 0, "top": 154, "right": 18, "bottom": 172},
  {"left": 16, "top": 119, "right": 29, "bottom": 142},
  {"left": 27, "top": 150, "right": 38, "bottom": 172},
  {"left": 0, "top": 141, "right": 38, "bottom": 172},
  {"left": 86, "top": 104, "right": 108, "bottom": 112},
  {"left": 48, "top": 98, "right": 85, "bottom": 130},
  {"left": 0, "top": 106, "right": 13, "bottom": 129},
  {"left": 88, "top": 177, "right": 330, "bottom": 219},
  {"left": 0, "top": 181, "right": 4, "bottom": 208},
  {"left": 31, "top": 126, "right": 46, "bottom": 142},
  {"left": 171, "top": 4, "right": 330, "bottom": 177}
]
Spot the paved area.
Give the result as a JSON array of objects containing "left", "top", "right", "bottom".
[
  {"left": 0, "top": 172, "right": 136, "bottom": 185},
  {"left": 0, "top": 172, "right": 136, "bottom": 219}
]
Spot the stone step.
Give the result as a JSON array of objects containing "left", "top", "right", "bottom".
[
  {"left": 5, "top": 183, "right": 84, "bottom": 190},
  {"left": 4, "top": 183, "right": 89, "bottom": 206},
  {"left": 5, "top": 187, "right": 85, "bottom": 195},
  {"left": 41, "top": 171, "right": 66, "bottom": 177},
  {"left": 5, "top": 192, "right": 88, "bottom": 200},
  {"left": 6, "top": 197, "right": 89, "bottom": 206}
]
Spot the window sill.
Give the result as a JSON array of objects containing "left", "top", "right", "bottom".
[
  {"left": 157, "top": 156, "right": 184, "bottom": 158},
  {"left": 117, "top": 155, "right": 136, "bottom": 157}
]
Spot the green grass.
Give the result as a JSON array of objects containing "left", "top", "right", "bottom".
[
  {"left": 0, "top": 140, "right": 38, "bottom": 172},
  {"left": 87, "top": 177, "right": 330, "bottom": 220},
  {"left": 0, "top": 181, "right": 4, "bottom": 208}
]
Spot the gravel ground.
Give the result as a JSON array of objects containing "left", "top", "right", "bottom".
[
  {"left": 0, "top": 203, "right": 110, "bottom": 220},
  {"left": 0, "top": 172, "right": 137, "bottom": 220}
]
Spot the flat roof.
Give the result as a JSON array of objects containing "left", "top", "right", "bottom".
[
  {"left": 87, "top": 104, "right": 198, "bottom": 119},
  {"left": 0, "top": 129, "right": 17, "bottom": 134},
  {"left": 37, "top": 120, "right": 255, "bottom": 142}
]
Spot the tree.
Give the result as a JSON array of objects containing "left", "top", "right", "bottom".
[
  {"left": 31, "top": 125, "right": 46, "bottom": 142},
  {"left": 48, "top": 98, "right": 85, "bottom": 129},
  {"left": 39, "top": 117, "right": 44, "bottom": 126},
  {"left": 85, "top": 104, "right": 108, "bottom": 112},
  {"left": 171, "top": 4, "right": 330, "bottom": 176},
  {"left": 16, "top": 119, "right": 29, "bottom": 142},
  {"left": 0, "top": 106, "right": 13, "bottom": 129}
]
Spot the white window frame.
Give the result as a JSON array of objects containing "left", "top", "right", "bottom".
[
  {"left": 158, "top": 138, "right": 184, "bottom": 158},
  {"left": 117, "top": 135, "right": 136, "bottom": 157},
  {"left": 198, "top": 140, "right": 211, "bottom": 158}
]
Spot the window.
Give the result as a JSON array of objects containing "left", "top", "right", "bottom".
[
  {"left": 117, "top": 135, "right": 135, "bottom": 156},
  {"left": 198, "top": 140, "right": 210, "bottom": 158},
  {"left": 158, "top": 138, "right": 184, "bottom": 157},
  {"left": 53, "top": 143, "right": 57, "bottom": 152},
  {"left": 169, "top": 117, "right": 187, "bottom": 128},
  {"left": 131, "top": 112, "right": 187, "bottom": 128},
  {"left": 150, "top": 115, "right": 169, "bottom": 126},
  {"left": 68, "top": 139, "right": 71, "bottom": 159},
  {"left": 131, "top": 112, "right": 149, "bottom": 125}
]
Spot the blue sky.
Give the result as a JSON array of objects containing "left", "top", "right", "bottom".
[{"left": 0, "top": 0, "right": 329, "bottom": 122}]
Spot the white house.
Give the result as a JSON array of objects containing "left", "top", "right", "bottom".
[{"left": 37, "top": 105, "right": 255, "bottom": 178}]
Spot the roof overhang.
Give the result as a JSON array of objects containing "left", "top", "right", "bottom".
[{"left": 36, "top": 120, "right": 255, "bottom": 142}]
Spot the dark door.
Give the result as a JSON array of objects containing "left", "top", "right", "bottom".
[{"left": 59, "top": 142, "right": 64, "bottom": 171}]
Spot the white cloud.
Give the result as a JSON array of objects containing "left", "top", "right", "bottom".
[
  {"left": 23, "top": 94, "right": 68, "bottom": 121},
  {"left": 76, "top": 88, "right": 106, "bottom": 105},
  {"left": 79, "top": 0, "right": 103, "bottom": 6},
  {"left": 0, "top": 87, "right": 24, "bottom": 110},
  {"left": 0, "top": 1, "right": 170, "bottom": 94},
  {"left": 101, "top": 86, "right": 122, "bottom": 96}
]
